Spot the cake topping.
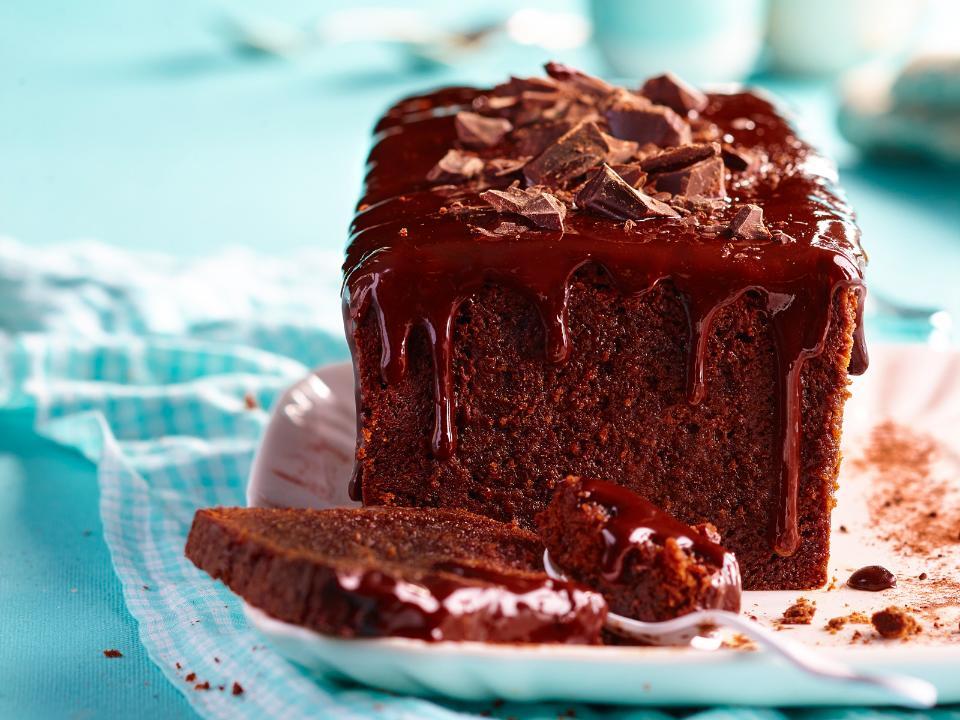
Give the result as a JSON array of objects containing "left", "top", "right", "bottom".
[
  {"left": 347, "top": 64, "right": 869, "bottom": 560},
  {"left": 455, "top": 111, "right": 512, "bottom": 148},
  {"left": 523, "top": 121, "right": 610, "bottom": 188},
  {"left": 575, "top": 164, "right": 678, "bottom": 221},
  {"left": 847, "top": 565, "right": 897, "bottom": 591},
  {"left": 605, "top": 100, "right": 692, "bottom": 147},
  {"left": 641, "top": 72, "right": 709, "bottom": 115},
  {"left": 727, "top": 203, "right": 772, "bottom": 240},
  {"left": 480, "top": 185, "right": 567, "bottom": 231},
  {"left": 427, "top": 149, "right": 484, "bottom": 183}
]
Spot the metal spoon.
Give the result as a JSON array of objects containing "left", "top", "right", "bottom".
[{"left": 543, "top": 550, "right": 937, "bottom": 708}]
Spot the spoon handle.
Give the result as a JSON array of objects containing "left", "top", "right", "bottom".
[{"left": 686, "top": 610, "right": 936, "bottom": 709}]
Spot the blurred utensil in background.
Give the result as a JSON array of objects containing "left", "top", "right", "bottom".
[
  {"left": 219, "top": 7, "right": 590, "bottom": 69},
  {"left": 588, "top": 0, "right": 766, "bottom": 83}
]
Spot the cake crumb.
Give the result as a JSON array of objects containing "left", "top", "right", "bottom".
[
  {"left": 103, "top": 649, "right": 123, "bottom": 658},
  {"left": 872, "top": 606, "right": 921, "bottom": 639},
  {"left": 232, "top": 682, "right": 244, "bottom": 696},
  {"left": 195, "top": 681, "right": 210, "bottom": 691},
  {"left": 780, "top": 597, "right": 816, "bottom": 624},
  {"left": 825, "top": 611, "right": 870, "bottom": 633}
]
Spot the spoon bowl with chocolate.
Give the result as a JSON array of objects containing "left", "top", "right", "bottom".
[{"left": 539, "top": 478, "right": 936, "bottom": 709}]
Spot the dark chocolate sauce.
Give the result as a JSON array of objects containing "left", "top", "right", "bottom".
[
  {"left": 579, "top": 479, "right": 741, "bottom": 613},
  {"left": 333, "top": 562, "right": 606, "bottom": 643},
  {"left": 847, "top": 565, "right": 897, "bottom": 591},
  {"left": 343, "top": 84, "right": 868, "bottom": 559}
]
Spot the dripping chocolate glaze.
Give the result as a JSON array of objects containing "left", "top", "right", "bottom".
[
  {"left": 330, "top": 562, "right": 606, "bottom": 643},
  {"left": 343, "top": 77, "right": 868, "bottom": 558},
  {"left": 575, "top": 479, "right": 741, "bottom": 613}
]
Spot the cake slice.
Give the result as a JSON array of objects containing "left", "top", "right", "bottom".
[
  {"left": 538, "top": 477, "right": 741, "bottom": 622},
  {"left": 185, "top": 506, "right": 606, "bottom": 644},
  {"left": 344, "top": 64, "right": 867, "bottom": 590}
]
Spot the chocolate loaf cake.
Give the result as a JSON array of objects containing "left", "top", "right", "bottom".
[
  {"left": 538, "top": 477, "right": 740, "bottom": 621},
  {"left": 343, "top": 64, "right": 867, "bottom": 590},
  {"left": 185, "top": 506, "right": 605, "bottom": 643}
]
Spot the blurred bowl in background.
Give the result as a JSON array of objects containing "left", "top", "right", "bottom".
[
  {"left": 766, "top": 0, "right": 925, "bottom": 76},
  {"left": 588, "top": 0, "right": 765, "bottom": 83}
]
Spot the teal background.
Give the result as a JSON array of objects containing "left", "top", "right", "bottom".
[{"left": 1, "top": 1, "right": 957, "bottom": 718}]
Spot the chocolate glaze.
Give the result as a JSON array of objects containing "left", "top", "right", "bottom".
[
  {"left": 330, "top": 562, "right": 606, "bottom": 643},
  {"left": 847, "top": 565, "right": 897, "bottom": 592},
  {"left": 577, "top": 479, "right": 741, "bottom": 613},
  {"left": 343, "top": 81, "right": 868, "bottom": 558}
]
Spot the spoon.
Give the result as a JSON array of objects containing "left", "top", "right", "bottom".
[{"left": 543, "top": 550, "right": 937, "bottom": 708}]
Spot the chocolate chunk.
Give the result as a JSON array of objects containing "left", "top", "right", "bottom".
[
  {"left": 605, "top": 102, "right": 691, "bottom": 148},
  {"left": 601, "top": 132, "right": 639, "bottom": 164},
  {"left": 771, "top": 229, "right": 796, "bottom": 244},
  {"left": 427, "top": 149, "right": 484, "bottom": 183},
  {"left": 512, "top": 121, "right": 572, "bottom": 157},
  {"left": 727, "top": 204, "right": 771, "bottom": 240},
  {"left": 640, "top": 73, "right": 708, "bottom": 115},
  {"left": 848, "top": 565, "right": 897, "bottom": 592},
  {"left": 484, "top": 157, "right": 529, "bottom": 178},
  {"left": 524, "top": 121, "right": 609, "bottom": 188},
  {"left": 721, "top": 144, "right": 760, "bottom": 172},
  {"left": 650, "top": 156, "right": 726, "bottom": 199},
  {"left": 455, "top": 112, "right": 512, "bottom": 148},
  {"left": 544, "top": 61, "right": 615, "bottom": 97},
  {"left": 640, "top": 143, "right": 719, "bottom": 173},
  {"left": 575, "top": 164, "right": 679, "bottom": 221},
  {"left": 610, "top": 164, "right": 647, "bottom": 188},
  {"left": 480, "top": 186, "right": 566, "bottom": 231}
]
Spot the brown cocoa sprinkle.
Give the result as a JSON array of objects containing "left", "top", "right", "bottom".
[
  {"left": 919, "top": 572, "right": 928, "bottom": 580},
  {"left": 243, "top": 393, "right": 259, "bottom": 410},
  {"left": 103, "top": 649, "right": 123, "bottom": 658},
  {"left": 175, "top": 662, "right": 182, "bottom": 670},
  {"left": 780, "top": 597, "right": 816, "bottom": 624},
  {"left": 232, "top": 681, "right": 244, "bottom": 696},
  {"left": 195, "top": 681, "right": 211, "bottom": 691},
  {"left": 213, "top": 656, "right": 220, "bottom": 663},
  {"left": 185, "top": 673, "right": 196, "bottom": 682},
  {"left": 872, "top": 606, "right": 921, "bottom": 639}
]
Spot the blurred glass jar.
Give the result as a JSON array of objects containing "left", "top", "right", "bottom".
[
  {"left": 588, "top": 0, "right": 766, "bottom": 83},
  {"left": 766, "top": 0, "right": 926, "bottom": 76}
]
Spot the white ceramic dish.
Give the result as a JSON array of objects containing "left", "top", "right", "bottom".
[{"left": 245, "top": 344, "right": 960, "bottom": 706}]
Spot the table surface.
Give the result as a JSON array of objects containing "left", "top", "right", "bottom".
[{"left": 1, "top": 1, "right": 958, "bottom": 718}]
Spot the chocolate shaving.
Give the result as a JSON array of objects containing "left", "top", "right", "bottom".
[
  {"left": 524, "top": 121, "right": 609, "bottom": 188},
  {"left": 721, "top": 144, "right": 760, "bottom": 172},
  {"left": 640, "top": 73, "right": 708, "bottom": 115},
  {"left": 650, "top": 156, "right": 726, "bottom": 199},
  {"left": 480, "top": 185, "right": 567, "bottom": 231},
  {"left": 605, "top": 101, "right": 691, "bottom": 148},
  {"left": 609, "top": 164, "right": 647, "bottom": 188},
  {"left": 426, "top": 149, "right": 484, "bottom": 183},
  {"left": 512, "top": 121, "right": 572, "bottom": 157},
  {"left": 484, "top": 157, "right": 529, "bottom": 178},
  {"left": 601, "top": 132, "right": 639, "bottom": 164},
  {"left": 544, "top": 61, "right": 616, "bottom": 97},
  {"left": 455, "top": 112, "right": 512, "bottom": 148},
  {"left": 575, "top": 164, "right": 679, "bottom": 221},
  {"left": 727, "top": 204, "right": 772, "bottom": 240},
  {"left": 640, "top": 143, "right": 719, "bottom": 173}
]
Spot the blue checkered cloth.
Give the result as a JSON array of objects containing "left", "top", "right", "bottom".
[{"left": 0, "top": 239, "right": 951, "bottom": 720}]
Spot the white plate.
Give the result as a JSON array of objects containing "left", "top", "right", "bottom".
[{"left": 246, "top": 344, "right": 960, "bottom": 706}]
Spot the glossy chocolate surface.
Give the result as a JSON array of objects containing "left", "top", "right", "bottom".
[
  {"left": 332, "top": 562, "right": 606, "bottom": 643},
  {"left": 847, "top": 565, "right": 897, "bottom": 592},
  {"left": 576, "top": 479, "right": 741, "bottom": 613},
  {"left": 343, "top": 72, "right": 867, "bottom": 558}
]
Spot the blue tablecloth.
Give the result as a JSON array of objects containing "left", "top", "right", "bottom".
[{"left": 1, "top": 1, "right": 958, "bottom": 718}]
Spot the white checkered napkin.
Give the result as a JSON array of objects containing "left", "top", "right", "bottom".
[{"left": 1, "top": 331, "right": 489, "bottom": 720}]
